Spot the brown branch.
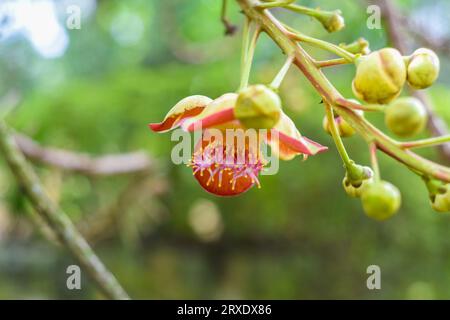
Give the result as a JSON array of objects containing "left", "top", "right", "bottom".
[
  {"left": 14, "top": 133, "right": 153, "bottom": 176},
  {"left": 0, "top": 91, "right": 153, "bottom": 176},
  {"left": 377, "top": 0, "right": 450, "bottom": 162},
  {"left": 0, "top": 120, "right": 130, "bottom": 299}
]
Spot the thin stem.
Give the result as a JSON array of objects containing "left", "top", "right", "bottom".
[
  {"left": 369, "top": 142, "right": 381, "bottom": 181},
  {"left": 256, "top": 0, "right": 295, "bottom": 9},
  {"left": 285, "top": 26, "right": 356, "bottom": 62},
  {"left": 0, "top": 120, "right": 130, "bottom": 300},
  {"left": 314, "top": 58, "right": 350, "bottom": 68},
  {"left": 240, "top": 17, "right": 250, "bottom": 83},
  {"left": 239, "top": 23, "right": 260, "bottom": 90},
  {"left": 325, "top": 103, "right": 352, "bottom": 168},
  {"left": 270, "top": 55, "right": 294, "bottom": 90},
  {"left": 339, "top": 38, "right": 370, "bottom": 55},
  {"left": 401, "top": 135, "right": 450, "bottom": 150},
  {"left": 221, "top": 0, "right": 228, "bottom": 22},
  {"left": 336, "top": 98, "right": 386, "bottom": 112},
  {"left": 221, "top": 0, "right": 237, "bottom": 35},
  {"left": 284, "top": 3, "right": 327, "bottom": 17}
]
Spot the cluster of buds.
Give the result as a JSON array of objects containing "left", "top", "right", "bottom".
[
  {"left": 346, "top": 46, "right": 441, "bottom": 219},
  {"left": 352, "top": 48, "right": 440, "bottom": 105},
  {"left": 150, "top": 0, "right": 450, "bottom": 223}
]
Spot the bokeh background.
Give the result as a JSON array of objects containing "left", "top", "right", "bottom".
[{"left": 1, "top": 0, "right": 450, "bottom": 299}]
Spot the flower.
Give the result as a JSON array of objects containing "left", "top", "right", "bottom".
[{"left": 149, "top": 88, "right": 327, "bottom": 196}]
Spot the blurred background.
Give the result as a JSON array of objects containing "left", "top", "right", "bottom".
[{"left": 0, "top": 0, "right": 450, "bottom": 299}]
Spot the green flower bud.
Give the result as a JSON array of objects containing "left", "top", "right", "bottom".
[
  {"left": 322, "top": 108, "right": 363, "bottom": 138},
  {"left": 361, "top": 180, "right": 401, "bottom": 221},
  {"left": 235, "top": 84, "right": 282, "bottom": 129},
  {"left": 340, "top": 38, "right": 371, "bottom": 55},
  {"left": 343, "top": 174, "right": 373, "bottom": 198},
  {"left": 352, "top": 48, "right": 406, "bottom": 104},
  {"left": 407, "top": 48, "right": 440, "bottom": 89},
  {"left": 346, "top": 163, "right": 373, "bottom": 186},
  {"left": 317, "top": 10, "right": 345, "bottom": 33},
  {"left": 424, "top": 178, "right": 450, "bottom": 213},
  {"left": 384, "top": 97, "right": 428, "bottom": 137}
]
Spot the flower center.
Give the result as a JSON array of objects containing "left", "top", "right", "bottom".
[{"left": 189, "top": 135, "right": 264, "bottom": 196}]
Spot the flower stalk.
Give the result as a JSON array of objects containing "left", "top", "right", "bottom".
[
  {"left": 239, "top": 20, "right": 260, "bottom": 91},
  {"left": 325, "top": 103, "right": 352, "bottom": 167},
  {"left": 369, "top": 142, "right": 381, "bottom": 181},
  {"left": 269, "top": 55, "right": 294, "bottom": 90},
  {"left": 401, "top": 135, "right": 450, "bottom": 150},
  {"left": 285, "top": 26, "right": 356, "bottom": 62},
  {"left": 314, "top": 58, "right": 350, "bottom": 68}
]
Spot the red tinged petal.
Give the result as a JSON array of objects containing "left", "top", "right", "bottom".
[
  {"left": 271, "top": 130, "right": 328, "bottom": 155},
  {"left": 149, "top": 106, "right": 205, "bottom": 132},
  {"left": 265, "top": 112, "right": 327, "bottom": 160},
  {"left": 182, "top": 108, "right": 236, "bottom": 132},
  {"left": 181, "top": 93, "right": 239, "bottom": 132},
  {"left": 149, "top": 95, "right": 212, "bottom": 133}
]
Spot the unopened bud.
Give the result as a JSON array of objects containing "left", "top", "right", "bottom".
[{"left": 235, "top": 85, "right": 282, "bottom": 129}]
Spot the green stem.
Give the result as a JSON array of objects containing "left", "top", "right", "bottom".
[
  {"left": 221, "top": 0, "right": 228, "bottom": 23},
  {"left": 256, "top": 0, "right": 295, "bottom": 9},
  {"left": 237, "top": 0, "right": 450, "bottom": 183},
  {"left": 314, "top": 58, "right": 350, "bottom": 68},
  {"left": 240, "top": 17, "right": 250, "bottom": 84},
  {"left": 284, "top": 3, "right": 329, "bottom": 17},
  {"left": 239, "top": 22, "right": 260, "bottom": 91},
  {"left": 325, "top": 103, "right": 353, "bottom": 170},
  {"left": 0, "top": 120, "right": 130, "bottom": 300},
  {"left": 401, "top": 135, "right": 450, "bottom": 150},
  {"left": 221, "top": 0, "right": 237, "bottom": 35},
  {"left": 338, "top": 98, "right": 386, "bottom": 112},
  {"left": 270, "top": 55, "right": 294, "bottom": 90},
  {"left": 285, "top": 26, "right": 356, "bottom": 62},
  {"left": 369, "top": 142, "right": 381, "bottom": 181},
  {"left": 339, "top": 38, "right": 370, "bottom": 55}
]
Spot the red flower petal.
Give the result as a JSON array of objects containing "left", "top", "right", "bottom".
[
  {"left": 182, "top": 108, "right": 236, "bottom": 132},
  {"left": 149, "top": 95, "right": 212, "bottom": 132},
  {"left": 264, "top": 112, "right": 327, "bottom": 160},
  {"left": 149, "top": 106, "right": 205, "bottom": 132},
  {"left": 273, "top": 130, "right": 328, "bottom": 155}
]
